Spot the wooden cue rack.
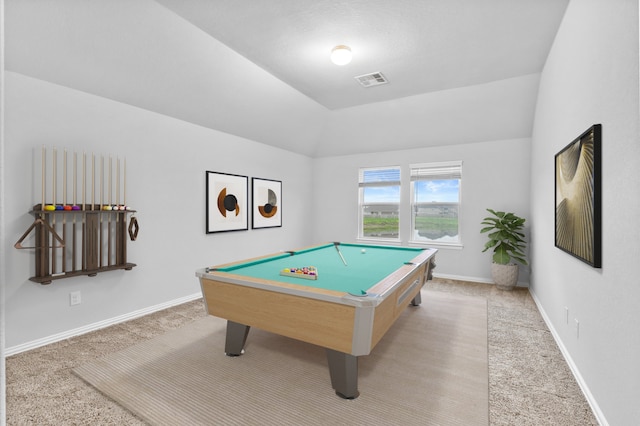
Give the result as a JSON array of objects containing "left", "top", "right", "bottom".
[
  {"left": 14, "top": 146, "right": 139, "bottom": 284},
  {"left": 16, "top": 206, "right": 138, "bottom": 284}
]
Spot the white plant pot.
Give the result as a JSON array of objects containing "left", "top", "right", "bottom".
[{"left": 491, "top": 263, "right": 519, "bottom": 290}]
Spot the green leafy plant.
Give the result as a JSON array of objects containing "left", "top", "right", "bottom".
[{"left": 480, "top": 209, "right": 528, "bottom": 265}]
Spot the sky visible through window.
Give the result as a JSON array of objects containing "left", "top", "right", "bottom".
[
  {"left": 414, "top": 179, "right": 460, "bottom": 202},
  {"left": 363, "top": 178, "right": 459, "bottom": 203},
  {"left": 363, "top": 186, "right": 400, "bottom": 203},
  {"left": 362, "top": 168, "right": 400, "bottom": 203}
]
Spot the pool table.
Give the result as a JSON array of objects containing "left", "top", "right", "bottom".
[{"left": 195, "top": 242, "right": 437, "bottom": 399}]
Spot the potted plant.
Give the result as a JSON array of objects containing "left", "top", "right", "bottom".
[{"left": 480, "top": 208, "right": 528, "bottom": 290}]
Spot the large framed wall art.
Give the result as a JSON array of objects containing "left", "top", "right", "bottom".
[
  {"left": 206, "top": 171, "right": 248, "bottom": 233},
  {"left": 252, "top": 177, "right": 282, "bottom": 229},
  {"left": 554, "top": 124, "right": 602, "bottom": 268}
]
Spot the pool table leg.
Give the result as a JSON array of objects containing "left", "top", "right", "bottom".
[
  {"left": 225, "top": 320, "right": 250, "bottom": 356},
  {"left": 326, "top": 349, "right": 359, "bottom": 399},
  {"left": 411, "top": 291, "right": 422, "bottom": 306}
]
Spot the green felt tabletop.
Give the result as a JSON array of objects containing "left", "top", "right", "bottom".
[{"left": 216, "top": 243, "right": 425, "bottom": 295}]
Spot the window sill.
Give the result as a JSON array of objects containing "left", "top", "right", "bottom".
[
  {"left": 356, "top": 237, "right": 402, "bottom": 246},
  {"left": 408, "top": 241, "right": 464, "bottom": 250}
]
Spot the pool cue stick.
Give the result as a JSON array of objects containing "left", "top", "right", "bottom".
[
  {"left": 109, "top": 155, "right": 112, "bottom": 206},
  {"left": 99, "top": 155, "right": 104, "bottom": 267},
  {"left": 115, "top": 157, "right": 122, "bottom": 265},
  {"left": 116, "top": 157, "right": 120, "bottom": 209},
  {"left": 116, "top": 157, "right": 120, "bottom": 262},
  {"left": 82, "top": 152, "right": 86, "bottom": 209},
  {"left": 91, "top": 153, "right": 95, "bottom": 211},
  {"left": 334, "top": 242, "right": 347, "bottom": 266},
  {"left": 51, "top": 147, "right": 57, "bottom": 274},
  {"left": 40, "top": 146, "right": 46, "bottom": 276},
  {"left": 82, "top": 152, "right": 86, "bottom": 270},
  {"left": 82, "top": 151, "right": 101, "bottom": 272},
  {"left": 52, "top": 147, "right": 56, "bottom": 207},
  {"left": 63, "top": 150, "right": 67, "bottom": 208},
  {"left": 41, "top": 145, "right": 45, "bottom": 210},
  {"left": 108, "top": 156, "right": 112, "bottom": 265},
  {"left": 123, "top": 157, "right": 126, "bottom": 208},
  {"left": 72, "top": 152, "right": 77, "bottom": 271},
  {"left": 62, "top": 149, "right": 67, "bottom": 272},
  {"left": 100, "top": 156, "right": 104, "bottom": 209}
]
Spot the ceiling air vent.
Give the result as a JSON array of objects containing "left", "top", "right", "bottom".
[{"left": 354, "top": 72, "right": 389, "bottom": 88}]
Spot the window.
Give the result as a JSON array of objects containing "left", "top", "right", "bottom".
[
  {"left": 358, "top": 167, "right": 401, "bottom": 240},
  {"left": 410, "top": 161, "right": 462, "bottom": 246}
]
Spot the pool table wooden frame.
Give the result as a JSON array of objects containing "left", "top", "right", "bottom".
[{"left": 196, "top": 243, "right": 437, "bottom": 399}]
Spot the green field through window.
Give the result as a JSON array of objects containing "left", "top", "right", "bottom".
[
  {"left": 362, "top": 216, "right": 458, "bottom": 239},
  {"left": 362, "top": 217, "right": 399, "bottom": 236}
]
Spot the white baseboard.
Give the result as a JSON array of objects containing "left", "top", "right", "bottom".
[
  {"left": 432, "top": 272, "right": 529, "bottom": 287},
  {"left": 433, "top": 272, "right": 493, "bottom": 283},
  {"left": 5, "top": 293, "right": 202, "bottom": 357},
  {"left": 528, "top": 289, "right": 607, "bottom": 426}
]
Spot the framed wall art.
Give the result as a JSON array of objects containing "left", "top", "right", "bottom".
[
  {"left": 554, "top": 124, "right": 602, "bottom": 267},
  {"left": 252, "top": 177, "right": 282, "bottom": 229},
  {"left": 206, "top": 171, "right": 248, "bottom": 233}
]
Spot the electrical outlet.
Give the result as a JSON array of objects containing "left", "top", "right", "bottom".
[
  {"left": 575, "top": 319, "right": 580, "bottom": 339},
  {"left": 70, "top": 291, "right": 81, "bottom": 306},
  {"left": 565, "top": 307, "right": 569, "bottom": 324}
]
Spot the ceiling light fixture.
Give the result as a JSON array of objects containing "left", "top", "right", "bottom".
[{"left": 330, "top": 45, "right": 352, "bottom": 66}]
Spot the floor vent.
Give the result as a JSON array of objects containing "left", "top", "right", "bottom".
[{"left": 354, "top": 72, "right": 389, "bottom": 87}]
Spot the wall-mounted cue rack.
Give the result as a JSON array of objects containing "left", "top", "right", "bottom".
[{"left": 15, "top": 146, "right": 139, "bottom": 284}]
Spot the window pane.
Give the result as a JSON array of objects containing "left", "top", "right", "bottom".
[
  {"left": 359, "top": 167, "right": 400, "bottom": 239},
  {"left": 412, "top": 179, "right": 459, "bottom": 243},
  {"left": 362, "top": 186, "right": 400, "bottom": 238},
  {"left": 363, "top": 186, "right": 400, "bottom": 202}
]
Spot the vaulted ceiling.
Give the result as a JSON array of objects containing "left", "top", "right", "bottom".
[
  {"left": 157, "top": 0, "right": 569, "bottom": 110},
  {"left": 5, "top": 0, "right": 569, "bottom": 157}
]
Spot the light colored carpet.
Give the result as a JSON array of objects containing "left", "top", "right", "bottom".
[{"left": 73, "top": 290, "right": 488, "bottom": 426}]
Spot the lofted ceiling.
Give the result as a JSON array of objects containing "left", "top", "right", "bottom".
[
  {"left": 5, "top": 0, "right": 569, "bottom": 156},
  {"left": 156, "top": 0, "right": 569, "bottom": 110}
]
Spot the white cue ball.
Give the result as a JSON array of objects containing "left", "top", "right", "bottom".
[{"left": 361, "top": 249, "right": 366, "bottom": 254}]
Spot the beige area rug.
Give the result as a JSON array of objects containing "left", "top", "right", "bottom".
[{"left": 74, "top": 290, "right": 488, "bottom": 426}]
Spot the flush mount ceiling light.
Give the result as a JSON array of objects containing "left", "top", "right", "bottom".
[{"left": 330, "top": 45, "right": 352, "bottom": 66}]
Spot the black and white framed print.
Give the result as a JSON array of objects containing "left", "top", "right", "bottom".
[
  {"left": 252, "top": 177, "right": 282, "bottom": 229},
  {"left": 206, "top": 171, "right": 248, "bottom": 233}
]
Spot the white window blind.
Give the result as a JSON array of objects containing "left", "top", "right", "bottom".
[
  {"left": 410, "top": 161, "right": 462, "bottom": 180},
  {"left": 359, "top": 167, "right": 401, "bottom": 187}
]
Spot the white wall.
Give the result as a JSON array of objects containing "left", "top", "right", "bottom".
[
  {"left": 312, "top": 137, "right": 532, "bottom": 283},
  {"left": 530, "top": 0, "right": 640, "bottom": 424},
  {"left": 4, "top": 72, "right": 314, "bottom": 349}
]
